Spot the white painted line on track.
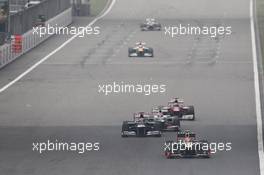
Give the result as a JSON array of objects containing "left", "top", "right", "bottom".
[
  {"left": 0, "top": 0, "right": 117, "bottom": 94},
  {"left": 250, "top": 0, "right": 264, "bottom": 174}
]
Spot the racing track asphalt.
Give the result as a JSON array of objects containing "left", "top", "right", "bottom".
[{"left": 0, "top": 0, "right": 261, "bottom": 174}]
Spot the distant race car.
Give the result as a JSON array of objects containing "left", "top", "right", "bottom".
[
  {"left": 140, "top": 19, "right": 162, "bottom": 31},
  {"left": 128, "top": 42, "right": 154, "bottom": 57},
  {"left": 25, "top": 0, "right": 40, "bottom": 8},
  {"left": 152, "top": 107, "right": 181, "bottom": 131},
  {"left": 167, "top": 98, "right": 195, "bottom": 120},
  {"left": 121, "top": 112, "right": 162, "bottom": 137},
  {"left": 164, "top": 130, "right": 211, "bottom": 159}
]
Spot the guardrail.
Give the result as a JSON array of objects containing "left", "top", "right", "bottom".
[
  {"left": 0, "top": 8, "right": 72, "bottom": 69},
  {"left": 10, "top": 0, "right": 71, "bottom": 34}
]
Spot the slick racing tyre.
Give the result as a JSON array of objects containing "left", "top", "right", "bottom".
[
  {"left": 128, "top": 48, "right": 133, "bottom": 57},
  {"left": 165, "top": 151, "right": 172, "bottom": 159},
  {"left": 188, "top": 106, "right": 195, "bottom": 120},
  {"left": 149, "top": 48, "right": 154, "bottom": 57},
  {"left": 121, "top": 121, "right": 129, "bottom": 137}
]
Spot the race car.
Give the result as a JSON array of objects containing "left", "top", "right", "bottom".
[
  {"left": 168, "top": 98, "right": 185, "bottom": 105},
  {"left": 128, "top": 42, "right": 154, "bottom": 57},
  {"left": 151, "top": 108, "right": 181, "bottom": 132},
  {"left": 152, "top": 106, "right": 171, "bottom": 117},
  {"left": 164, "top": 130, "right": 211, "bottom": 159},
  {"left": 121, "top": 113, "right": 162, "bottom": 137},
  {"left": 158, "top": 116, "right": 180, "bottom": 132},
  {"left": 168, "top": 98, "right": 195, "bottom": 120},
  {"left": 140, "top": 19, "right": 162, "bottom": 31}
]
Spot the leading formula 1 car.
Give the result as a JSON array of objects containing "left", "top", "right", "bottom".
[
  {"left": 167, "top": 98, "right": 195, "bottom": 120},
  {"left": 140, "top": 19, "right": 162, "bottom": 31},
  {"left": 121, "top": 112, "right": 162, "bottom": 137},
  {"left": 128, "top": 42, "right": 154, "bottom": 57},
  {"left": 164, "top": 130, "right": 211, "bottom": 159}
]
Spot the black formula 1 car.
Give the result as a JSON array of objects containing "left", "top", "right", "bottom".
[
  {"left": 167, "top": 98, "right": 195, "bottom": 120},
  {"left": 140, "top": 19, "right": 162, "bottom": 31},
  {"left": 128, "top": 42, "right": 154, "bottom": 57},
  {"left": 164, "top": 130, "right": 211, "bottom": 159},
  {"left": 121, "top": 113, "right": 162, "bottom": 137}
]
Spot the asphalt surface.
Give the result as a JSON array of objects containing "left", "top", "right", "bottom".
[{"left": 0, "top": 0, "right": 261, "bottom": 175}]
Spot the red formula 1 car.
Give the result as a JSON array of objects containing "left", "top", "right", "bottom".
[{"left": 167, "top": 98, "right": 195, "bottom": 120}]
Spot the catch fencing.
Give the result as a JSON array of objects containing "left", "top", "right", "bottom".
[{"left": 0, "top": 8, "right": 72, "bottom": 69}]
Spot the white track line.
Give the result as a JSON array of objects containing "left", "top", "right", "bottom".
[
  {"left": 250, "top": 0, "right": 264, "bottom": 174},
  {"left": 0, "top": 0, "right": 116, "bottom": 94}
]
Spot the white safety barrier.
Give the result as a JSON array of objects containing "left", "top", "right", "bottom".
[{"left": 0, "top": 8, "right": 72, "bottom": 69}]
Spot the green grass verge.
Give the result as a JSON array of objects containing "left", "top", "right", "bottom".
[
  {"left": 89, "top": 0, "right": 109, "bottom": 16},
  {"left": 257, "top": 0, "right": 264, "bottom": 66}
]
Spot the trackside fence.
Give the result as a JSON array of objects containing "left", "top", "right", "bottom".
[{"left": 0, "top": 8, "right": 72, "bottom": 69}]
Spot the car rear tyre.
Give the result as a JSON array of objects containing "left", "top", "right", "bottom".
[
  {"left": 189, "top": 106, "right": 195, "bottom": 120},
  {"left": 128, "top": 48, "right": 133, "bottom": 57},
  {"left": 165, "top": 151, "right": 172, "bottom": 159},
  {"left": 149, "top": 48, "right": 154, "bottom": 57}
]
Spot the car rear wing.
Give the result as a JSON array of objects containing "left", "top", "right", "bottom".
[
  {"left": 134, "top": 112, "right": 153, "bottom": 120},
  {"left": 177, "top": 131, "right": 196, "bottom": 139}
]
